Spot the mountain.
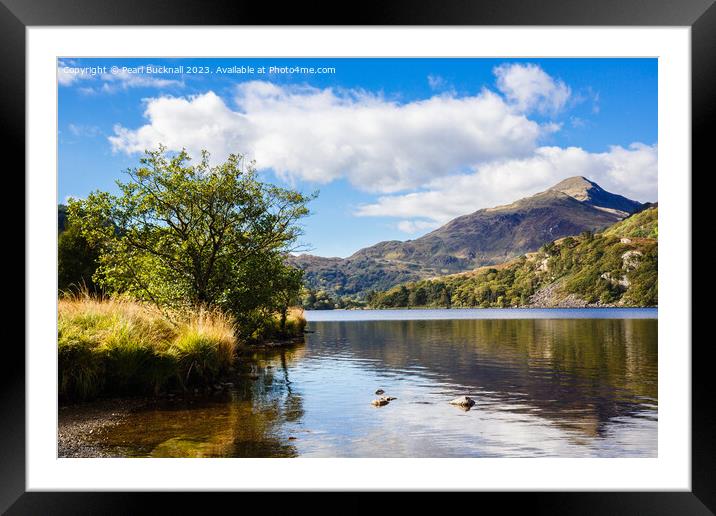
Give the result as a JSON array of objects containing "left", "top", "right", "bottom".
[
  {"left": 289, "top": 177, "right": 646, "bottom": 297},
  {"left": 368, "top": 206, "right": 658, "bottom": 308},
  {"left": 548, "top": 176, "right": 644, "bottom": 216}
]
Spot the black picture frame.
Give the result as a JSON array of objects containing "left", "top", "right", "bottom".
[{"left": 4, "top": 0, "right": 710, "bottom": 512}]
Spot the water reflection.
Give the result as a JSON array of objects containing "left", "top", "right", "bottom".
[
  {"left": 98, "top": 347, "right": 307, "bottom": 458},
  {"left": 308, "top": 319, "right": 657, "bottom": 442},
  {"left": 94, "top": 317, "right": 657, "bottom": 458}
]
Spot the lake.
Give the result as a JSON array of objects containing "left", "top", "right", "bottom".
[{"left": 88, "top": 308, "right": 658, "bottom": 458}]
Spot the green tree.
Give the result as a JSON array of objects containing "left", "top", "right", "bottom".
[
  {"left": 58, "top": 205, "right": 100, "bottom": 293},
  {"left": 272, "top": 263, "right": 305, "bottom": 332},
  {"left": 71, "top": 147, "right": 313, "bottom": 322},
  {"left": 408, "top": 286, "right": 427, "bottom": 307}
]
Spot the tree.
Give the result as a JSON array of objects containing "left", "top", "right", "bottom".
[
  {"left": 58, "top": 204, "right": 100, "bottom": 293},
  {"left": 274, "top": 265, "right": 304, "bottom": 331},
  {"left": 71, "top": 147, "right": 314, "bottom": 321},
  {"left": 58, "top": 218, "right": 100, "bottom": 293},
  {"left": 408, "top": 286, "right": 427, "bottom": 307}
]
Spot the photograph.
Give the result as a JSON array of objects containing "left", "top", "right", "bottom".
[
  {"left": 7, "top": 3, "right": 709, "bottom": 507},
  {"left": 56, "top": 56, "right": 659, "bottom": 459}
]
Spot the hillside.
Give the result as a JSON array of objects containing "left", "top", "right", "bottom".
[
  {"left": 290, "top": 177, "right": 646, "bottom": 298},
  {"left": 368, "top": 207, "right": 658, "bottom": 308},
  {"left": 603, "top": 204, "right": 658, "bottom": 239}
]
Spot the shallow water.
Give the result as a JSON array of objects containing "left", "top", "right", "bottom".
[{"left": 92, "top": 310, "right": 657, "bottom": 458}]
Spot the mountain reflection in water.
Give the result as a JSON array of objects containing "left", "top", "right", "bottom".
[{"left": 93, "top": 315, "right": 657, "bottom": 458}]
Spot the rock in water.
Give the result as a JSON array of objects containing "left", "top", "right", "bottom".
[
  {"left": 449, "top": 396, "right": 475, "bottom": 408},
  {"left": 375, "top": 389, "right": 385, "bottom": 395}
]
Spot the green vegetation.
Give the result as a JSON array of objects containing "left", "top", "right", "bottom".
[
  {"left": 58, "top": 296, "right": 236, "bottom": 400},
  {"left": 258, "top": 307, "right": 308, "bottom": 340},
  {"left": 67, "top": 147, "right": 312, "bottom": 324},
  {"left": 63, "top": 147, "right": 312, "bottom": 334},
  {"left": 59, "top": 295, "right": 308, "bottom": 401},
  {"left": 59, "top": 147, "right": 314, "bottom": 400},
  {"left": 290, "top": 178, "right": 641, "bottom": 298},
  {"left": 58, "top": 208, "right": 101, "bottom": 293},
  {"left": 368, "top": 208, "right": 658, "bottom": 309},
  {"left": 299, "top": 287, "right": 367, "bottom": 310},
  {"left": 603, "top": 204, "right": 658, "bottom": 239}
]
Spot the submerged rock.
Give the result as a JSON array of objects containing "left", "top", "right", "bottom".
[{"left": 449, "top": 396, "right": 475, "bottom": 408}]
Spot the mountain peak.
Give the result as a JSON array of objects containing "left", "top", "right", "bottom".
[
  {"left": 549, "top": 176, "right": 599, "bottom": 201},
  {"left": 548, "top": 176, "right": 642, "bottom": 215},
  {"left": 290, "top": 176, "right": 647, "bottom": 298}
]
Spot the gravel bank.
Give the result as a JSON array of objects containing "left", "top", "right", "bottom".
[{"left": 58, "top": 398, "right": 150, "bottom": 457}]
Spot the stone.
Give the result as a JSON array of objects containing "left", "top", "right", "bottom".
[
  {"left": 448, "top": 396, "right": 475, "bottom": 408},
  {"left": 371, "top": 396, "right": 397, "bottom": 406}
]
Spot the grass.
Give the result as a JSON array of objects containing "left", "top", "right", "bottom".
[
  {"left": 251, "top": 307, "right": 308, "bottom": 342},
  {"left": 58, "top": 295, "right": 238, "bottom": 401}
]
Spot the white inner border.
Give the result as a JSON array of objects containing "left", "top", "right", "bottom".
[{"left": 27, "top": 27, "right": 691, "bottom": 491}]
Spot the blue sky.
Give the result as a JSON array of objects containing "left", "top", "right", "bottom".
[{"left": 58, "top": 58, "right": 657, "bottom": 257}]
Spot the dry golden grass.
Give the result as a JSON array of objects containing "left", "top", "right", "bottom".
[
  {"left": 261, "top": 307, "right": 307, "bottom": 340},
  {"left": 58, "top": 295, "right": 238, "bottom": 400}
]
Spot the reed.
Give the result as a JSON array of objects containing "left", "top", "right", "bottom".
[{"left": 58, "top": 295, "right": 238, "bottom": 400}]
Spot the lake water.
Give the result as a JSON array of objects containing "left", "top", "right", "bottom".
[{"left": 91, "top": 309, "right": 657, "bottom": 458}]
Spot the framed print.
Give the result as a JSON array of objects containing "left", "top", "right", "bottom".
[{"left": 5, "top": 0, "right": 713, "bottom": 512}]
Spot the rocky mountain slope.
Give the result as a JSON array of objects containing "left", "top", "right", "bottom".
[
  {"left": 290, "top": 177, "right": 647, "bottom": 297},
  {"left": 368, "top": 206, "right": 658, "bottom": 308}
]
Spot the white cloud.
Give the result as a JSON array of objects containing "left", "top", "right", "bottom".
[
  {"left": 106, "top": 64, "right": 655, "bottom": 235},
  {"left": 57, "top": 68, "right": 79, "bottom": 86},
  {"left": 110, "top": 82, "right": 557, "bottom": 193},
  {"left": 356, "top": 143, "right": 657, "bottom": 230},
  {"left": 427, "top": 74, "right": 447, "bottom": 90},
  {"left": 98, "top": 70, "right": 184, "bottom": 93},
  {"left": 494, "top": 63, "right": 571, "bottom": 115},
  {"left": 109, "top": 92, "right": 248, "bottom": 163},
  {"left": 68, "top": 123, "right": 102, "bottom": 138},
  {"left": 57, "top": 61, "right": 183, "bottom": 93},
  {"left": 570, "top": 116, "right": 587, "bottom": 128},
  {"left": 57, "top": 60, "right": 92, "bottom": 86},
  {"left": 396, "top": 219, "right": 441, "bottom": 234}
]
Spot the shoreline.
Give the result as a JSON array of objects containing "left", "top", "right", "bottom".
[
  {"left": 58, "top": 397, "right": 150, "bottom": 457},
  {"left": 310, "top": 305, "right": 657, "bottom": 311},
  {"left": 58, "top": 340, "right": 305, "bottom": 457},
  {"left": 304, "top": 306, "right": 658, "bottom": 322}
]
